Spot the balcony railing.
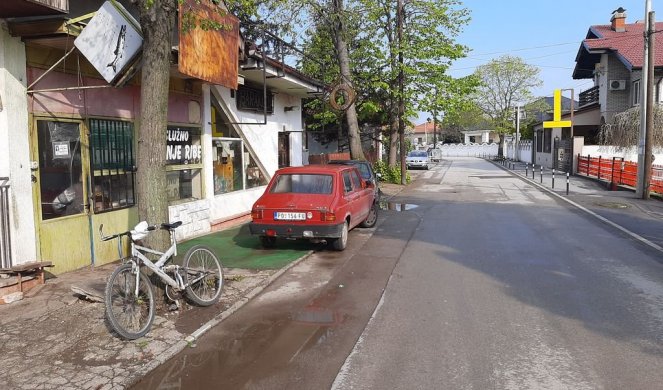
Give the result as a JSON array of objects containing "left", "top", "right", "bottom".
[{"left": 579, "top": 86, "right": 599, "bottom": 107}]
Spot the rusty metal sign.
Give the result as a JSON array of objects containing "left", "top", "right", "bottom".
[{"left": 178, "top": 0, "right": 239, "bottom": 89}]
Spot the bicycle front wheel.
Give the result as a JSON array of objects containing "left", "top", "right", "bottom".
[
  {"left": 183, "top": 245, "right": 224, "bottom": 306},
  {"left": 104, "top": 263, "right": 155, "bottom": 340}
]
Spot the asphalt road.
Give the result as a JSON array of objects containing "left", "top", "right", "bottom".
[
  {"left": 333, "top": 158, "right": 663, "bottom": 390},
  {"left": 134, "top": 157, "right": 663, "bottom": 389}
]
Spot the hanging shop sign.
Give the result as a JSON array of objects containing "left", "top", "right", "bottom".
[
  {"left": 166, "top": 127, "right": 202, "bottom": 165},
  {"left": 178, "top": 0, "right": 239, "bottom": 89},
  {"left": 74, "top": 1, "right": 143, "bottom": 84}
]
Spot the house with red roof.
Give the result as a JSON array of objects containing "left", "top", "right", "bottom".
[
  {"left": 534, "top": 7, "right": 658, "bottom": 171},
  {"left": 407, "top": 121, "right": 441, "bottom": 149},
  {"left": 573, "top": 7, "right": 663, "bottom": 129}
]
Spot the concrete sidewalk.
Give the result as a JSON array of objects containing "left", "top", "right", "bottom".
[
  {"left": 494, "top": 158, "right": 663, "bottom": 256},
  {"left": 0, "top": 225, "right": 312, "bottom": 390},
  {"left": 0, "top": 182, "right": 406, "bottom": 390}
]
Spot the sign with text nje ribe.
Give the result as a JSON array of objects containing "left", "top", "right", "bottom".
[{"left": 74, "top": 1, "right": 143, "bottom": 84}]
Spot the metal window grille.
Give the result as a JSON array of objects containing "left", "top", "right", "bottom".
[
  {"left": 89, "top": 119, "right": 136, "bottom": 213},
  {"left": 0, "top": 177, "right": 11, "bottom": 268}
]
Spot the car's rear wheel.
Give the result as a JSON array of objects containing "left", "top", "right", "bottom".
[
  {"left": 260, "top": 236, "right": 277, "bottom": 249},
  {"left": 330, "top": 221, "right": 348, "bottom": 251},
  {"left": 359, "top": 203, "right": 378, "bottom": 228}
]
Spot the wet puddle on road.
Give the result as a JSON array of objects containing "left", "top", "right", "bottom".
[
  {"left": 132, "top": 301, "right": 345, "bottom": 390},
  {"left": 379, "top": 201, "right": 419, "bottom": 211}
]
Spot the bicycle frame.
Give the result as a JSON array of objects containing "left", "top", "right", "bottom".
[
  {"left": 125, "top": 230, "right": 210, "bottom": 296},
  {"left": 131, "top": 240, "right": 180, "bottom": 290}
]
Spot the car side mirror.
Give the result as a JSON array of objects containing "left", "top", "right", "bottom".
[{"left": 365, "top": 179, "right": 373, "bottom": 187}]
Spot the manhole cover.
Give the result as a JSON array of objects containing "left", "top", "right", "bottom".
[{"left": 594, "top": 202, "right": 630, "bottom": 209}]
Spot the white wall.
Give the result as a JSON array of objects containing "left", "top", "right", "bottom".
[
  {"left": 439, "top": 143, "right": 498, "bottom": 157},
  {"left": 0, "top": 24, "right": 36, "bottom": 265},
  {"left": 186, "top": 85, "right": 302, "bottom": 228},
  {"left": 580, "top": 145, "right": 663, "bottom": 164},
  {"left": 505, "top": 140, "right": 533, "bottom": 164}
]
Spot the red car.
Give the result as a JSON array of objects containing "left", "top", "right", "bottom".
[{"left": 249, "top": 164, "right": 378, "bottom": 251}]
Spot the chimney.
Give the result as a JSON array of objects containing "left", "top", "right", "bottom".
[{"left": 611, "top": 7, "right": 627, "bottom": 32}]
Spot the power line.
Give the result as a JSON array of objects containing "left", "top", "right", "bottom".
[{"left": 468, "top": 42, "right": 579, "bottom": 57}]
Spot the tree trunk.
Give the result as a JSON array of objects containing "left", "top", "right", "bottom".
[
  {"left": 136, "top": 1, "right": 177, "bottom": 249},
  {"left": 332, "top": 0, "right": 366, "bottom": 161},
  {"left": 388, "top": 116, "right": 399, "bottom": 166},
  {"left": 397, "top": 0, "right": 406, "bottom": 184}
]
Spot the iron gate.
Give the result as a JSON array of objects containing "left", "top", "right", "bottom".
[
  {"left": 0, "top": 177, "right": 11, "bottom": 268},
  {"left": 554, "top": 139, "right": 572, "bottom": 172}
]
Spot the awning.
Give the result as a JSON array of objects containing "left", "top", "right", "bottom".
[{"left": 0, "top": 0, "right": 68, "bottom": 18}]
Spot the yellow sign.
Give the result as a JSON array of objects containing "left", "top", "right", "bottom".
[{"left": 543, "top": 89, "right": 572, "bottom": 128}]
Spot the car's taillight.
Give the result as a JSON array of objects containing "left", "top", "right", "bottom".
[
  {"left": 251, "top": 209, "right": 263, "bottom": 220},
  {"left": 320, "top": 211, "right": 336, "bottom": 222}
]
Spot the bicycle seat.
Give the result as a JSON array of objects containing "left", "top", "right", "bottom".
[{"left": 161, "top": 221, "right": 182, "bottom": 230}]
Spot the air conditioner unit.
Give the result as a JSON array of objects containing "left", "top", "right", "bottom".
[{"left": 609, "top": 80, "right": 626, "bottom": 90}]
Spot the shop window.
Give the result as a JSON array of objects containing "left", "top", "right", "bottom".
[
  {"left": 89, "top": 119, "right": 136, "bottom": 213},
  {"left": 211, "top": 95, "right": 268, "bottom": 195},
  {"left": 212, "top": 138, "right": 268, "bottom": 195},
  {"left": 166, "top": 126, "right": 203, "bottom": 202},
  {"left": 36, "top": 120, "right": 85, "bottom": 220}
]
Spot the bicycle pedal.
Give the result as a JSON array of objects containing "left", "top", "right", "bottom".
[{"left": 168, "top": 303, "right": 180, "bottom": 312}]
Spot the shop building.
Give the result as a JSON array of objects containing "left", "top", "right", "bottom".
[{"left": 0, "top": 0, "right": 323, "bottom": 273}]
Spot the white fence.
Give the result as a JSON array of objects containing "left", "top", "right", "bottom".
[
  {"left": 579, "top": 145, "right": 663, "bottom": 163},
  {"left": 438, "top": 143, "right": 499, "bottom": 157},
  {"left": 505, "top": 140, "right": 533, "bottom": 164}
]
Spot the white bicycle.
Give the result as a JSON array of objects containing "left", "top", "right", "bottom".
[{"left": 100, "top": 221, "right": 223, "bottom": 340}]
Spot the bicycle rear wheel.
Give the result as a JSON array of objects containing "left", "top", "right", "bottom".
[
  {"left": 183, "top": 245, "right": 223, "bottom": 306},
  {"left": 104, "top": 263, "right": 155, "bottom": 340}
]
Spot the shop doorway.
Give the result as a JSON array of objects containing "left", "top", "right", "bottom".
[
  {"left": 278, "top": 132, "right": 290, "bottom": 168},
  {"left": 31, "top": 119, "right": 92, "bottom": 273}
]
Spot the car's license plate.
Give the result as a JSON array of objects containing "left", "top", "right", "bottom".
[{"left": 274, "top": 212, "right": 306, "bottom": 220}]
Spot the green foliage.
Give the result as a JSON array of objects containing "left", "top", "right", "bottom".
[
  {"left": 472, "top": 55, "right": 542, "bottom": 134},
  {"left": 374, "top": 160, "right": 410, "bottom": 184}
]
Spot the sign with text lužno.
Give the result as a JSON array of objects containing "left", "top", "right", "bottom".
[{"left": 167, "top": 127, "right": 202, "bottom": 165}]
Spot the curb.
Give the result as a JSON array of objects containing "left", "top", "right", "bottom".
[
  {"left": 129, "top": 250, "right": 315, "bottom": 386},
  {"left": 489, "top": 159, "right": 663, "bottom": 255}
]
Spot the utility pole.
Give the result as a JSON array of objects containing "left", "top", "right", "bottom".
[
  {"left": 397, "top": 0, "right": 406, "bottom": 185},
  {"left": 636, "top": 0, "right": 652, "bottom": 198},
  {"left": 644, "top": 10, "right": 655, "bottom": 199}
]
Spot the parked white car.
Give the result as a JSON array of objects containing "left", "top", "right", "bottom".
[{"left": 406, "top": 150, "right": 430, "bottom": 170}]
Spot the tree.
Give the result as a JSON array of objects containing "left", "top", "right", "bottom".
[
  {"left": 358, "top": 0, "right": 471, "bottom": 166},
  {"left": 330, "top": 0, "right": 366, "bottom": 160},
  {"left": 473, "top": 55, "right": 542, "bottom": 157},
  {"left": 134, "top": 0, "right": 179, "bottom": 249}
]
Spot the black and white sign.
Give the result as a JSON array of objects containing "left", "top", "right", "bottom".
[
  {"left": 167, "top": 127, "right": 202, "bottom": 165},
  {"left": 74, "top": 1, "right": 142, "bottom": 84}
]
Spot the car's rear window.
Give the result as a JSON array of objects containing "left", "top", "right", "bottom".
[
  {"left": 270, "top": 174, "right": 333, "bottom": 194},
  {"left": 355, "top": 163, "right": 371, "bottom": 179}
]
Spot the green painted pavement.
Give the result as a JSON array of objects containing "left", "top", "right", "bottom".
[{"left": 176, "top": 224, "right": 311, "bottom": 270}]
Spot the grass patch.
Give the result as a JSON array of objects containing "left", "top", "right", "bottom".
[{"left": 176, "top": 224, "right": 310, "bottom": 270}]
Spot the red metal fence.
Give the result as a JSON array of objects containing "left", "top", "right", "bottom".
[{"left": 577, "top": 154, "right": 663, "bottom": 193}]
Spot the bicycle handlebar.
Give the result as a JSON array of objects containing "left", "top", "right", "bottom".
[{"left": 99, "top": 223, "right": 176, "bottom": 241}]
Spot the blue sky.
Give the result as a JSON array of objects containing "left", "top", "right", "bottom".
[{"left": 417, "top": 0, "right": 649, "bottom": 124}]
